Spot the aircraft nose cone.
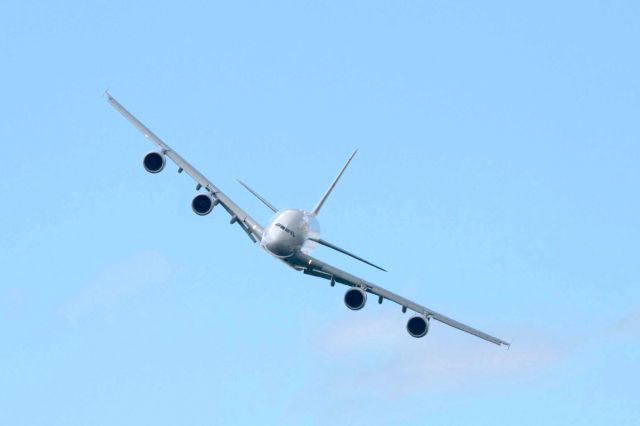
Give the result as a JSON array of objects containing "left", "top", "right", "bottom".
[{"left": 265, "top": 239, "right": 293, "bottom": 257}]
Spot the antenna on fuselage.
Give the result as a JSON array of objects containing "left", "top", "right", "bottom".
[{"left": 310, "top": 149, "right": 358, "bottom": 217}]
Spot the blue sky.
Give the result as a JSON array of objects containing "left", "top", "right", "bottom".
[{"left": 1, "top": 1, "right": 639, "bottom": 424}]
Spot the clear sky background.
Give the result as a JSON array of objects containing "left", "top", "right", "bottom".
[{"left": 1, "top": 1, "right": 639, "bottom": 425}]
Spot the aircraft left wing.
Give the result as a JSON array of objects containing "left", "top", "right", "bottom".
[
  {"left": 291, "top": 251, "right": 510, "bottom": 347},
  {"left": 106, "top": 93, "right": 263, "bottom": 242}
]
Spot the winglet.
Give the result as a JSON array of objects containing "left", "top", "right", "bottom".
[{"left": 310, "top": 149, "right": 358, "bottom": 217}]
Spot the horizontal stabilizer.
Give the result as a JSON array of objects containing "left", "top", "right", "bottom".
[
  {"left": 309, "top": 237, "right": 386, "bottom": 272},
  {"left": 237, "top": 179, "right": 278, "bottom": 213}
]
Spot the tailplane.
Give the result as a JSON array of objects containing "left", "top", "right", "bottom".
[
  {"left": 237, "top": 179, "right": 278, "bottom": 213},
  {"left": 309, "top": 237, "right": 386, "bottom": 272}
]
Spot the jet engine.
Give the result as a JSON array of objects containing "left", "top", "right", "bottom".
[
  {"left": 143, "top": 151, "right": 165, "bottom": 173},
  {"left": 406, "top": 315, "right": 429, "bottom": 338},
  {"left": 344, "top": 287, "right": 367, "bottom": 310},
  {"left": 192, "top": 193, "right": 216, "bottom": 216}
]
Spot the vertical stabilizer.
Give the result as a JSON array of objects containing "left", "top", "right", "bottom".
[{"left": 310, "top": 150, "right": 357, "bottom": 216}]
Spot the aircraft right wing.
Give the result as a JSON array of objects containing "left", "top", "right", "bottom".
[
  {"left": 106, "top": 93, "right": 264, "bottom": 242},
  {"left": 292, "top": 251, "right": 510, "bottom": 347}
]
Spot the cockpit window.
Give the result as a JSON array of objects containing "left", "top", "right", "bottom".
[{"left": 275, "top": 223, "right": 295, "bottom": 238}]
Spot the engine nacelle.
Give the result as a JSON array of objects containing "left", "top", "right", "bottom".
[
  {"left": 143, "top": 151, "right": 165, "bottom": 173},
  {"left": 344, "top": 288, "right": 367, "bottom": 310},
  {"left": 406, "top": 315, "right": 429, "bottom": 338},
  {"left": 192, "top": 193, "right": 216, "bottom": 216}
]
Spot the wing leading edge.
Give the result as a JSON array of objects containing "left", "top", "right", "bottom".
[
  {"left": 106, "top": 93, "right": 263, "bottom": 241},
  {"left": 291, "top": 251, "right": 510, "bottom": 347}
]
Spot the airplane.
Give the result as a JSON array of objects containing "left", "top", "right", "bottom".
[{"left": 105, "top": 93, "right": 510, "bottom": 347}]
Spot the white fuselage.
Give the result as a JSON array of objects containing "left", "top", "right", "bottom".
[{"left": 261, "top": 209, "right": 320, "bottom": 258}]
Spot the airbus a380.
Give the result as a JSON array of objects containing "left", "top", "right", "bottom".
[{"left": 106, "top": 93, "right": 510, "bottom": 347}]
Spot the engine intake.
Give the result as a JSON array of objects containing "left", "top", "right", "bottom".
[
  {"left": 143, "top": 151, "right": 165, "bottom": 173},
  {"left": 406, "top": 315, "right": 429, "bottom": 338},
  {"left": 192, "top": 193, "right": 216, "bottom": 216},
  {"left": 344, "top": 288, "right": 367, "bottom": 310}
]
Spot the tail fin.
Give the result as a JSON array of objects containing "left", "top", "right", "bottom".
[{"left": 310, "top": 149, "right": 357, "bottom": 216}]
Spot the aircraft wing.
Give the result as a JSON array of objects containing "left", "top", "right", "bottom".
[
  {"left": 291, "top": 251, "right": 510, "bottom": 346},
  {"left": 106, "top": 93, "right": 263, "bottom": 242}
]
